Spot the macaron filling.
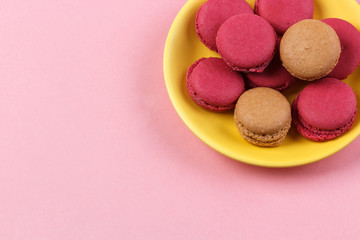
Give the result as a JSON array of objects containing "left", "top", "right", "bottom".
[
  {"left": 236, "top": 120, "right": 290, "bottom": 146},
  {"left": 246, "top": 78, "right": 295, "bottom": 91}
]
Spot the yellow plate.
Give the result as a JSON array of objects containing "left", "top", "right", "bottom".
[{"left": 163, "top": 0, "right": 360, "bottom": 167}]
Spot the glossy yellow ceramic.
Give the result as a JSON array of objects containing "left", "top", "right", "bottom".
[{"left": 163, "top": 0, "right": 360, "bottom": 167}]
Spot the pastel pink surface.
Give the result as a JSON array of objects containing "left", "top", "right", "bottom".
[
  {"left": 322, "top": 18, "right": 360, "bottom": 80},
  {"left": 216, "top": 13, "right": 276, "bottom": 72},
  {"left": 292, "top": 78, "right": 357, "bottom": 141},
  {"left": 195, "top": 0, "right": 253, "bottom": 51},
  {"left": 245, "top": 53, "right": 296, "bottom": 91},
  {"left": 255, "top": 0, "right": 314, "bottom": 35},
  {"left": 1, "top": 1, "right": 360, "bottom": 240},
  {"left": 186, "top": 57, "right": 245, "bottom": 111}
]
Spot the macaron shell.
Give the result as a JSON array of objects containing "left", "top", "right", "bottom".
[
  {"left": 235, "top": 120, "right": 290, "bottom": 147},
  {"left": 280, "top": 19, "right": 341, "bottom": 81},
  {"left": 216, "top": 13, "right": 276, "bottom": 72},
  {"left": 296, "top": 78, "right": 357, "bottom": 130},
  {"left": 322, "top": 18, "right": 360, "bottom": 80},
  {"left": 186, "top": 57, "right": 245, "bottom": 112},
  {"left": 234, "top": 87, "right": 291, "bottom": 134},
  {"left": 255, "top": 0, "right": 314, "bottom": 35},
  {"left": 195, "top": 0, "right": 253, "bottom": 51},
  {"left": 245, "top": 53, "right": 296, "bottom": 91},
  {"left": 292, "top": 94, "right": 357, "bottom": 141}
]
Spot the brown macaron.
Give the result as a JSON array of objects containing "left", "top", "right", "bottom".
[
  {"left": 280, "top": 19, "right": 341, "bottom": 81},
  {"left": 234, "top": 87, "right": 291, "bottom": 147}
]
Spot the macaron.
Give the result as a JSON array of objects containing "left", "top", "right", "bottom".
[
  {"left": 195, "top": 0, "right": 253, "bottom": 52},
  {"left": 245, "top": 53, "right": 296, "bottom": 91},
  {"left": 234, "top": 87, "right": 291, "bottom": 147},
  {"left": 254, "top": 0, "right": 314, "bottom": 35},
  {"left": 292, "top": 78, "right": 357, "bottom": 142},
  {"left": 216, "top": 13, "right": 276, "bottom": 72},
  {"left": 322, "top": 18, "right": 360, "bottom": 80},
  {"left": 280, "top": 19, "right": 341, "bottom": 81},
  {"left": 186, "top": 57, "right": 245, "bottom": 112}
]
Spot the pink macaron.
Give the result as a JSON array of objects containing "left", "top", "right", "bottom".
[
  {"left": 244, "top": 53, "right": 296, "bottom": 91},
  {"left": 216, "top": 13, "right": 276, "bottom": 72},
  {"left": 186, "top": 57, "right": 245, "bottom": 112},
  {"left": 255, "top": 0, "right": 314, "bottom": 35},
  {"left": 195, "top": 0, "right": 253, "bottom": 52},
  {"left": 322, "top": 18, "right": 360, "bottom": 80},
  {"left": 292, "top": 78, "right": 357, "bottom": 142}
]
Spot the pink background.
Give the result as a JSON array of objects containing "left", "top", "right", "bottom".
[{"left": 1, "top": 0, "right": 360, "bottom": 239}]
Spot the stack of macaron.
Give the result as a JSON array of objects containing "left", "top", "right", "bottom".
[{"left": 186, "top": 0, "right": 360, "bottom": 147}]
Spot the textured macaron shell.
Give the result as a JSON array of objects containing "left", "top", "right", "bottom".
[
  {"left": 195, "top": 0, "right": 253, "bottom": 51},
  {"left": 296, "top": 78, "right": 357, "bottom": 130},
  {"left": 186, "top": 57, "right": 245, "bottom": 112},
  {"left": 255, "top": 0, "right": 314, "bottom": 35},
  {"left": 280, "top": 19, "right": 341, "bottom": 81},
  {"left": 235, "top": 121, "right": 289, "bottom": 146},
  {"left": 235, "top": 88, "right": 291, "bottom": 133},
  {"left": 245, "top": 53, "right": 296, "bottom": 91},
  {"left": 322, "top": 18, "right": 360, "bottom": 80},
  {"left": 216, "top": 14, "right": 276, "bottom": 72},
  {"left": 292, "top": 95, "right": 356, "bottom": 142},
  {"left": 234, "top": 88, "right": 291, "bottom": 146}
]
